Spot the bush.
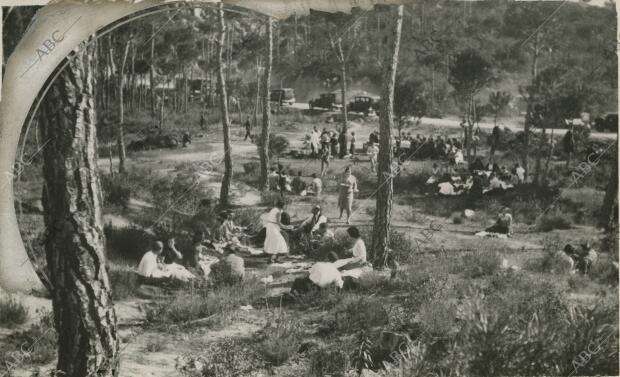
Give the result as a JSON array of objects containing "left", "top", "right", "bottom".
[
  {"left": 101, "top": 173, "right": 131, "bottom": 208},
  {"left": 308, "top": 347, "right": 350, "bottom": 377},
  {"left": 330, "top": 296, "right": 389, "bottom": 334},
  {"left": 242, "top": 161, "right": 260, "bottom": 174},
  {"left": 209, "top": 260, "right": 242, "bottom": 288},
  {"left": 108, "top": 265, "right": 141, "bottom": 300},
  {"left": 104, "top": 225, "right": 154, "bottom": 262},
  {"left": 0, "top": 310, "right": 57, "bottom": 372},
  {"left": 537, "top": 214, "right": 572, "bottom": 232},
  {"left": 177, "top": 338, "right": 264, "bottom": 377},
  {"left": 0, "top": 296, "right": 29, "bottom": 327},
  {"left": 255, "top": 315, "right": 303, "bottom": 366},
  {"left": 458, "top": 251, "right": 502, "bottom": 278}
]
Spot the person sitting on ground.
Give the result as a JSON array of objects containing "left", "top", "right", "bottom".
[
  {"left": 470, "top": 157, "right": 485, "bottom": 173},
  {"left": 314, "top": 222, "right": 334, "bottom": 241},
  {"left": 138, "top": 241, "right": 166, "bottom": 279},
  {"left": 307, "top": 173, "right": 323, "bottom": 196},
  {"left": 216, "top": 211, "right": 248, "bottom": 252},
  {"left": 297, "top": 204, "right": 327, "bottom": 235},
  {"left": 488, "top": 173, "right": 504, "bottom": 192},
  {"left": 190, "top": 198, "right": 216, "bottom": 242},
  {"left": 336, "top": 227, "right": 368, "bottom": 271},
  {"left": 485, "top": 207, "right": 513, "bottom": 235},
  {"left": 576, "top": 242, "right": 598, "bottom": 274},
  {"left": 138, "top": 241, "right": 195, "bottom": 282},
  {"left": 291, "top": 171, "right": 306, "bottom": 194},
  {"left": 426, "top": 163, "right": 441, "bottom": 185},
  {"left": 561, "top": 244, "right": 577, "bottom": 273},
  {"left": 163, "top": 238, "right": 184, "bottom": 265},
  {"left": 182, "top": 131, "right": 192, "bottom": 147},
  {"left": 437, "top": 176, "right": 457, "bottom": 196}
]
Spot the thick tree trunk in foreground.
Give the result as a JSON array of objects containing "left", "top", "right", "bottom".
[
  {"left": 217, "top": 3, "right": 233, "bottom": 206},
  {"left": 258, "top": 18, "right": 273, "bottom": 191},
  {"left": 337, "top": 38, "right": 348, "bottom": 130},
  {"left": 38, "top": 40, "right": 119, "bottom": 377},
  {"left": 600, "top": 145, "right": 618, "bottom": 231},
  {"left": 372, "top": 5, "right": 403, "bottom": 269}
]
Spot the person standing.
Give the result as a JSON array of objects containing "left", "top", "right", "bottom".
[
  {"left": 199, "top": 112, "right": 207, "bottom": 131},
  {"left": 320, "top": 147, "right": 330, "bottom": 177},
  {"left": 367, "top": 142, "right": 379, "bottom": 172},
  {"left": 263, "top": 200, "right": 294, "bottom": 263},
  {"left": 350, "top": 132, "right": 356, "bottom": 155},
  {"left": 490, "top": 124, "right": 501, "bottom": 157},
  {"left": 563, "top": 126, "right": 575, "bottom": 167},
  {"left": 310, "top": 126, "right": 320, "bottom": 157},
  {"left": 338, "top": 130, "right": 347, "bottom": 158},
  {"left": 338, "top": 166, "right": 359, "bottom": 224},
  {"left": 244, "top": 118, "right": 253, "bottom": 141}
]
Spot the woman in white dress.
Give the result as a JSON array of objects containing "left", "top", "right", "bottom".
[
  {"left": 263, "top": 200, "right": 294, "bottom": 263},
  {"left": 338, "top": 166, "right": 359, "bottom": 224}
]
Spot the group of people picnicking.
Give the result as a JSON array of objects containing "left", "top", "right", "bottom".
[{"left": 136, "top": 192, "right": 367, "bottom": 290}]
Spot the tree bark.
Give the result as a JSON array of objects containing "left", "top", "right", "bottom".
[
  {"left": 217, "top": 3, "right": 233, "bottom": 206},
  {"left": 337, "top": 38, "right": 348, "bottom": 131},
  {"left": 372, "top": 5, "right": 403, "bottom": 269},
  {"left": 600, "top": 144, "right": 618, "bottom": 231},
  {"left": 117, "top": 39, "right": 130, "bottom": 174},
  {"left": 258, "top": 18, "right": 273, "bottom": 191},
  {"left": 38, "top": 39, "right": 119, "bottom": 377},
  {"left": 150, "top": 23, "right": 156, "bottom": 118}
]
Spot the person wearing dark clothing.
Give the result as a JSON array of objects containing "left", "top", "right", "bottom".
[
  {"left": 163, "top": 238, "right": 184, "bottom": 264},
  {"left": 338, "top": 131, "right": 347, "bottom": 158},
  {"left": 563, "top": 128, "right": 575, "bottom": 166},
  {"left": 470, "top": 173, "right": 484, "bottom": 199},
  {"left": 244, "top": 119, "right": 253, "bottom": 141},
  {"left": 330, "top": 133, "right": 339, "bottom": 157},
  {"left": 291, "top": 171, "right": 306, "bottom": 194},
  {"left": 199, "top": 112, "right": 207, "bottom": 130},
  {"left": 490, "top": 125, "right": 501, "bottom": 157},
  {"left": 182, "top": 132, "right": 192, "bottom": 147},
  {"left": 470, "top": 157, "right": 485, "bottom": 173}
]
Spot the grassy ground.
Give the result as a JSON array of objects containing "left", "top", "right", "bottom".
[{"left": 4, "top": 104, "right": 618, "bottom": 377}]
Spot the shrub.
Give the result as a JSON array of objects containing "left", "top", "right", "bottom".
[
  {"left": 108, "top": 265, "right": 141, "bottom": 300},
  {"left": 100, "top": 173, "right": 131, "bottom": 208},
  {"left": 209, "top": 260, "right": 242, "bottom": 288},
  {"left": 145, "top": 338, "right": 166, "bottom": 352},
  {"left": 242, "top": 161, "right": 260, "bottom": 174},
  {"left": 0, "top": 310, "right": 57, "bottom": 372},
  {"left": 177, "top": 338, "right": 264, "bottom": 377},
  {"left": 458, "top": 251, "right": 502, "bottom": 278},
  {"left": 104, "top": 225, "right": 154, "bottom": 262},
  {"left": 255, "top": 314, "right": 303, "bottom": 366},
  {"left": 0, "top": 296, "right": 29, "bottom": 327},
  {"left": 536, "top": 214, "right": 572, "bottom": 232},
  {"left": 331, "top": 296, "right": 389, "bottom": 334},
  {"left": 308, "top": 347, "right": 350, "bottom": 377},
  {"left": 452, "top": 215, "right": 463, "bottom": 224}
]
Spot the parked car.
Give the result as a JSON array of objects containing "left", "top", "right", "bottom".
[
  {"left": 348, "top": 95, "right": 380, "bottom": 116},
  {"left": 128, "top": 130, "right": 179, "bottom": 151},
  {"left": 270, "top": 88, "right": 295, "bottom": 105},
  {"left": 309, "top": 92, "right": 341, "bottom": 111},
  {"left": 593, "top": 112, "right": 618, "bottom": 132}
]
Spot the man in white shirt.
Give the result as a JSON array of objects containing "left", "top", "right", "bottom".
[
  {"left": 138, "top": 241, "right": 165, "bottom": 278},
  {"left": 310, "top": 126, "right": 320, "bottom": 156},
  {"left": 298, "top": 205, "right": 327, "bottom": 235}
]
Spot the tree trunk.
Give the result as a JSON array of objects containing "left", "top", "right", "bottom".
[
  {"left": 337, "top": 38, "right": 348, "bottom": 131},
  {"left": 254, "top": 56, "right": 261, "bottom": 129},
  {"left": 217, "top": 3, "right": 233, "bottom": 207},
  {"left": 117, "top": 39, "right": 130, "bottom": 175},
  {"left": 258, "top": 17, "right": 273, "bottom": 191},
  {"left": 38, "top": 39, "right": 119, "bottom": 377},
  {"left": 600, "top": 144, "right": 618, "bottom": 231},
  {"left": 150, "top": 24, "right": 156, "bottom": 118},
  {"left": 372, "top": 5, "right": 403, "bottom": 269}
]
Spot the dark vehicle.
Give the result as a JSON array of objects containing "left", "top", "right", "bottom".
[
  {"left": 309, "top": 93, "right": 341, "bottom": 111},
  {"left": 270, "top": 88, "right": 296, "bottom": 106},
  {"left": 594, "top": 112, "right": 618, "bottom": 132},
  {"left": 348, "top": 95, "right": 380, "bottom": 116},
  {"left": 128, "top": 130, "right": 179, "bottom": 151}
]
